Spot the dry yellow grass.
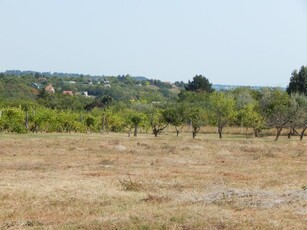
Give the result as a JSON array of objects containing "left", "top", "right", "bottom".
[{"left": 0, "top": 133, "right": 306, "bottom": 229}]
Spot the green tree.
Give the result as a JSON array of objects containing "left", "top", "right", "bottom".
[
  {"left": 208, "top": 92, "right": 237, "bottom": 138},
  {"left": 185, "top": 75, "right": 213, "bottom": 92},
  {"left": 147, "top": 107, "right": 169, "bottom": 137},
  {"left": 260, "top": 88, "right": 296, "bottom": 141},
  {"left": 0, "top": 108, "right": 27, "bottom": 133},
  {"left": 232, "top": 88, "right": 264, "bottom": 137},
  {"left": 162, "top": 103, "right": 186, "bottom": 137},
  {"left": 124, "top": 110, "right": 147, "bottom": 137},
  {"left": 186, "top": 106, "right": 207, "bottom": 138},
  {"left": 238, "top": 103, "right": 264, "bottom": 137},
  {"left": 107, "top": 111, "right": 125, "bottom": 132},
  {"left": 84, "top": 95, "right": 113, "bottom": 111},
  {"left": 288, "top": 93, "right": 307, "bottom": 140},
  {"left": 286, "top": 66, "right": 307, "bottom": 96}
]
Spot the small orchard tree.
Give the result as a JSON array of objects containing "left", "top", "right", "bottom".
[
  {"left": 260, "top": 88, "right": 296, "bottom": 141},
  {"left": 147, "top": 107, "right": 169, "bottom": 137},
  {"left": 161, "top": 103, "right": 186, "bottom": 137},
  {"left": 238, "top": 103, "right": 264, "bottom": 137},
  {"left": 124, "top": 110, "right": 147, "bottom": 137},
  {"left": 208, "top": 92, "right": 237, "bottom": 138},
  {"left": 288, "top": 93, "right": 307, "bottom": 140},
  {"left": 186, "top": 106, "right": 207, "bottom": 138},
  {"left": 84, "top": 96, "right": 113, "bottom": 133},
  {"left": 232, "top": 88, "right": 264, "bottom": 137}
]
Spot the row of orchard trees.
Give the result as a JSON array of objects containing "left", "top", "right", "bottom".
[
  {"left": 0, "top": 87, "right": 307, "bottom": 140},
  {"left": 163, "top": 88, "right": 307, "bottom": 140}
]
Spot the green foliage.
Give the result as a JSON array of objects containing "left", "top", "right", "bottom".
[
  {"left": 185, "top": 75, "right": 213, "bottom": 93},
  {"left": 0, "top": 108, "right": 27, "bottom": 133},
  {"left": 259, "top": 88, "right": 296, "bottom": 140},
  {"left": 178, "top": 90, "right": 209, "bottom": 103},
  {"left": 85, "top": 115, "right": 96, "bottom": 132},
  {"left": 208, "top": 92, "right": 237, "bottom": 138},
  {"left": 231, "top": 88, "right": 264, "bottom": 136},
  {"left": 288, "top": 93, "right": 307, "bottom": 140},
  {"left": 287, "top": 65, "right": 307, "bottom": 96},
  {"left": 123, "top": 110, "right": 148, "bottom": 136},
  {"left": 147, "top": 106, "right": 169, "bottom": 137},
  {"left": 260, "top": 88, "right": 292, "bottom": 125},
  {"left": 162, "top": 103, "right": 185, "bottom": 127},
  {"left": 37, "top": 92, "right": 92, "bottom": 111},
  {"left": 84, "top": 96, "right": 113, "bottom": 111},
  {"left": 185, "top": 105, "right": 207, "bottom": 138}
]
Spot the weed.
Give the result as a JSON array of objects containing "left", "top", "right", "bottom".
[{"left": 119, "top": 177, "right": 144, "bottom": 191}]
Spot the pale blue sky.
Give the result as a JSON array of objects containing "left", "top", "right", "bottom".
[{"left": 0, "top": 0, "right": 306, "bottom": 86}]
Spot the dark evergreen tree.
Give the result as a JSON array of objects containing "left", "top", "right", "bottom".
[
  {"left": 286, "top": 65, "right": 307, "bottom": 96},
  {"left": 185, "top": 75, "right": 213, "bottom": 92}
]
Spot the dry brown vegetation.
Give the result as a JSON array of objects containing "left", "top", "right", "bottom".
[{"left": 0, "top": 133, "right": 306, "bottom": 229}]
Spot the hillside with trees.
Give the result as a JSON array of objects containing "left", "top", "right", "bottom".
[{"left": 0, "top": 67, "right": 306, "bottom": 140}]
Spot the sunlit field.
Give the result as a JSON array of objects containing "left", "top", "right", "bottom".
[{"left": 0, "top": 132, "right": 306, "bottom": 229}]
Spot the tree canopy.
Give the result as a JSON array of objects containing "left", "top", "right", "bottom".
[
  {"left": 184, "top": 75, "right": 213, "bottom": 93},
  {"left": 286, "top": 65, "right": 307, "bottom": 96}
]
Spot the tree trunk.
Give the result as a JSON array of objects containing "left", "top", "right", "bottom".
[
  {"left": 300, "top": 126, "right": 307, "bottom": 141},
  {"left": 152, "top": 125, "right": 158, "bottom": 137},
  {"left": 175, "top": 127, "right": 179, "bottom": 137},
  {"left": 287, "top": 127, "right": 298, "bottom": 139},
  {"left": 128, "top": 128, "right": 131, "bottom": 137},
  {"left": 25, "top": 111, "right": 29, "bottom": 129},
  {"left": 192, "top": 127, "right": 199, "bottom": 139},
  {"left": 102, "top": 114, "right": 106, "bottom": 133},
  {"left": 134, "top": 125, "right": 138, "bottom": 137},
  {"left": 275, "top": 127, "right": 283, "bottom": 141},
  {"left": 218, "top": 126, "right": 223, "bottom": 139},
  {"left": 253, "top": 127, "right": 259, "bottom": 137},
  {"left": 192, "top": 130, "right": 196, "bottom": 139},
  {"left": 287, "top": 128, "right": 293, "bottom": 139}
]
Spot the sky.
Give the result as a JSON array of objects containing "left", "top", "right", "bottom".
[{"left": 0, "top": 0, "right": 307, "bottom": 87}]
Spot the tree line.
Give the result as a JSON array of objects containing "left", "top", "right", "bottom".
[{"left": 0, "top": 66, "right": 306, "bottom": 140}]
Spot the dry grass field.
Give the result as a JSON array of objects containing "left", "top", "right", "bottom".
[{"left": 0, "top": 132, "right": 306, "bottom": 229}]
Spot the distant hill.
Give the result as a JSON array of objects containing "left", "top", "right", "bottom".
[
  {"left": 2, "top": 70, "right": 148, "bottom": 81},
  {"left": 133, "top": 76, "right": 148, "bottom": 81},
  {"left": 212, "top": 84, "right": 286, "bottom": 91},
  {"left": 1, "top": 70, "right": 284, "bottom": 90}
]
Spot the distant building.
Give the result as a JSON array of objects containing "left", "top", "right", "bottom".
[
  {"left": 63, "top": 90, "right": 74, "bottom": 96},
  {"left": 38, "top": 77, "right": 48, "bottom": 82},
  {"left": 31, "top": 83, "right": 41, "bottom": 89},
  {"left": 44, "top": 84, "right": 55, "bottom": 93}
]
